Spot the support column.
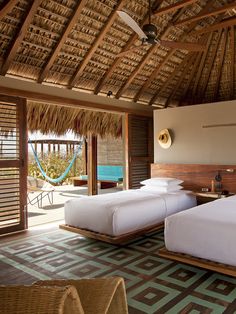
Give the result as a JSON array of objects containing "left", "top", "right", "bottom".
[
  {"left": 87, "top": 134, "right": 97, "bottom": 195},
  {"left": 122, "top": 114, "right": 129, "bottom": 190}
]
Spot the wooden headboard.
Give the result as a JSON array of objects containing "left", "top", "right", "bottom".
[{"left": 151, "top": 164, "right": 236, "bottom": 194}]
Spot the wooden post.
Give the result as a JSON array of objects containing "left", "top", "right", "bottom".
[
  {"left": 122, "top": 114, "right": 129, "bottom": 190},
  {"left": 87, "top": 134, "right": 97, "bottom": 195},
  {"left": 34, "top": 141, "right": 37, "bottom": 154},
  {"left": 41, "top": 142, "right": 43, "bottom": 158},
  {"left": 73, "top": 144, "right": 76, "bottom": 176}
]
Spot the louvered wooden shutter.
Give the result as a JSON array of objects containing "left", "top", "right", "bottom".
[
  {"left": 0, "top": 95, "right": 27, "bottom": 235},
  {"left": 128, "top": 115, "right": 153, "bottom": 189}
]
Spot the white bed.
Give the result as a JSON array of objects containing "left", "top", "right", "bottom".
[
  {"left": 61, "top": 189, "right": 196, "bottom": 243},
  {"left": 163, "top": 195, "right": 236, "bottom": 269}
]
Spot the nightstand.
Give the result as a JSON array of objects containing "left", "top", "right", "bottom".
[{"left": 194, "top": 192, "right": 234, "bottom": 205}]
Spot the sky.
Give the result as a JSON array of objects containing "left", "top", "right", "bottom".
[{"left": 29, "top": 131, "right": 81, "bottom": 141}]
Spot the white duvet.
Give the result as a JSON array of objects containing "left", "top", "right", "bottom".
[
  {"left": 165, "top": 195, "right": 236, "bottom": 266},
  {"left": 64, "top": 189, "right": 196, "bottom": 236}
]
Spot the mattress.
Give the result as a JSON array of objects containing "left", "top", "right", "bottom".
[
  {"left": 165, "top": 195, "right": 236, "bottom": 266},
  {"left": 64, "top": 189, "right": 196, "bottom": 236}
]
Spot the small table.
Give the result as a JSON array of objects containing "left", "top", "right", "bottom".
[{"left": 194, "top": 192, "right": 234, "bottom": 205}]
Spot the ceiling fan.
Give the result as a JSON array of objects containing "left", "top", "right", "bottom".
[{"left": 116, "top": 0, "right": 205, "bottom": 57}]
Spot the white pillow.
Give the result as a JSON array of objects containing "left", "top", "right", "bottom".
[
  {"left": 140, "top": 177, "right": 183, "bottom": 187},
  {"left": 140, "top": 185, "right": 183, "bottom": 193}
]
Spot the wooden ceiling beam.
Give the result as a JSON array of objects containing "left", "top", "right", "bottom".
[
  {"left": 192, "top": 17, "right": 236, "bottom": 35},
  {"left": 38, "top": 0, "right": 87, "bottom": 83},
  {"left": 1, "top": 0, "right": 42, "bottom": 76},
  {"left": 135, "top": 0, "right": 216, "bottom": 104},
  {"left": 133, "top": 49, "right": 174, "bottom": 103},
  {"left": 191, "top": 33, "right": 213, "bottom": 98},
  {"left": 68, "top": 0, "right": 124, "bottom": 89},
  {"left": 230, "top": 26, "right": 235, "bottom": 100},
  {"left": 93, "top": 33, "right": 139, "bottom": 95},
  {"left": 150, "top": 54, "right": 193, "bottom": 107},
  {"left": 213, "top": 29, "right": 228, "bottom": 101},
  {"left": 115, "top": 45, "right": 156, "bottom": 99},
  {"left": 153, "top": 0, "right": 198, "bottom": 16},
  {"left": 198, "top": 30, "right": 223, "bottom": 102},
  {"left": 0, "top": 0, "right": 18, "bottom": 19},
  {"left": 174, "top": 2, "right": 236, "bottom": 27},
  {"left": 164, "top": 54, "right": 196, "bottom": 107},
  {"left": 179, "top": 51, "right": 203, "bottom": 106},
  {"left": 93, "top": 0, "right": 164, "bottom": 95}
]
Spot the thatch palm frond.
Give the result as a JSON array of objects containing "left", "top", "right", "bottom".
[{"left": 27, "top": 102, "right": 122, "bottom": 138}]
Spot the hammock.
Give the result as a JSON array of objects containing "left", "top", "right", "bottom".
[{"left": 29, "top": 141, "right": 81, "bottom": 184}]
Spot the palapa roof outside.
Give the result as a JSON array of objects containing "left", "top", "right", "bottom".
[
  {"left": 0, "top": 0, "right": 235, "bottom": 109},
  {"left": 27, "top": 101, "right": 122, "bottom": 138}
]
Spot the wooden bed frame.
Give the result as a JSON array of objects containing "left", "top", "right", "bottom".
[
  {"left": 60, "top": 163, "right": 236, "bottom": 246},
  {"left": 154, "top": 163, "right": 236, "bottom": 277},
  {"left": 59, "top": 222, "right": 164, "bottom": 245},
  {"left": 158, "top": 247, "right": 236, "bottom": 277}
]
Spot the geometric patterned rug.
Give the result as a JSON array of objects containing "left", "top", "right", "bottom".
[{"left": 1, "top": 229, "right": 236, "bottom": 313}]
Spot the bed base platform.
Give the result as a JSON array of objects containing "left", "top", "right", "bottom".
[
  {"left": 158, "top": 247, "right": 236, "bottom": 277},
  {"left": 59, "top": 222, "right": 164, "bottom": 245}
]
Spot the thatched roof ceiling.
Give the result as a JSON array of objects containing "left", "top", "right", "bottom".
[
  {"left": 0, "top": 0, "right": 235, "bottom": 109},
  {"left": 27, "top": 101, "right": 122, "bottom": 138}
]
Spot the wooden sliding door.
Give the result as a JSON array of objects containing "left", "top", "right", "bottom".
[{"left": 0, "top": 95, "right": 27, "bottom": 235}]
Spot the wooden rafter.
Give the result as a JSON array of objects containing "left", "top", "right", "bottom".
[
  {"left": 153, "top": 0, "right": 198, "bottom": 16},
  {"left": 150, "top": 54, "right": 193, "bottom": 107},
  {"left": 191, "top": 33, "right": 213, "bottom": 98},
  {"left": 115, "top": 45, "right": 156, "bottom": 99},
  {"left": 135, "top": 0, "right": 217, "bottom": 104},
  {"left": 133, "top": 49, "right": 174, "bottom": 103},
  {"left": 0, "top": 0, "right": 18, "bottom": 19},
  {"left": 230, "top": 26, "right": 235, "bottom": 100},
  {"left": 165, "top": 54, "right": 196, "bottom": 107},
  {"left": 192, "top": 17, "right": 236, "bottom": 35},
  {"left": 179, "top": 51, "right": 203, "bottom": 106},
  {"left": 94, "top": 33, "right": 139, "bottom": 95},
  {"left": 93, "top": 0, "right": 164, "bottom": 95},
  {"left": 1, "top": 0, "right": 42, "bottom": 75},
  {"left": 174, "top": 2, "right": 236, "bottom": 27},
  {"left": 38, "top": 0, "right": 87, "bottom": 83},
  {"left": 114, "top": 7, "right": 184, "bottom": 100},
  {"left": 199, "top": 30, "right": 223, "bottom": 102},
  {"left": 213, "top": 29, "right": 228, "bottom": 100},
  {"left": 68, "top": 0, "right": 124, "bottom": 89}
]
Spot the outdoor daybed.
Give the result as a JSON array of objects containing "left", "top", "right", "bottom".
[
  {"left": 60, "top": 183, "right": 196, "bottom": 244},
  {"left": 159, "top": 195, "right": 236, "bottom": 277}
]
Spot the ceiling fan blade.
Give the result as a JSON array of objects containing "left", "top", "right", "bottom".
[
  {"left": 116, "top": 45, "right": 143, "bottom": 58},
  {"left": 160, "top": 40, "right": 206, "bottom": 51},
  {"left": 117, "top": 11, "right": 148, "bottom": 40}
]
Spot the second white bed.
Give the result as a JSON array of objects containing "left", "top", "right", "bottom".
[
  {"left": 64, "top": 189, "right": 196, "bottom": 237},
  {"left": 165, "top": 195, "right": 236, "bottom": 266}
]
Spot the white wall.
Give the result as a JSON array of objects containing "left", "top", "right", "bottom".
[{"left": 154, "top": 100, "right": 236, "bottom": 164}]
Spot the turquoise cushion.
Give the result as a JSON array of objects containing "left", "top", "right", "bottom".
[{"left": 80, "top": 166, "right": 123, "bottom": 182}]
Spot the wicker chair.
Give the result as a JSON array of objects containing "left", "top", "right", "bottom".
[
  {"left": 35, "top": 277, "right": 128, "bottom": 314},
  {"left": 0, "top": 277, "right": 128, "bottom": 314},
  {"left": 0, "top": 285, "right": 84, "bottom": 314}
]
